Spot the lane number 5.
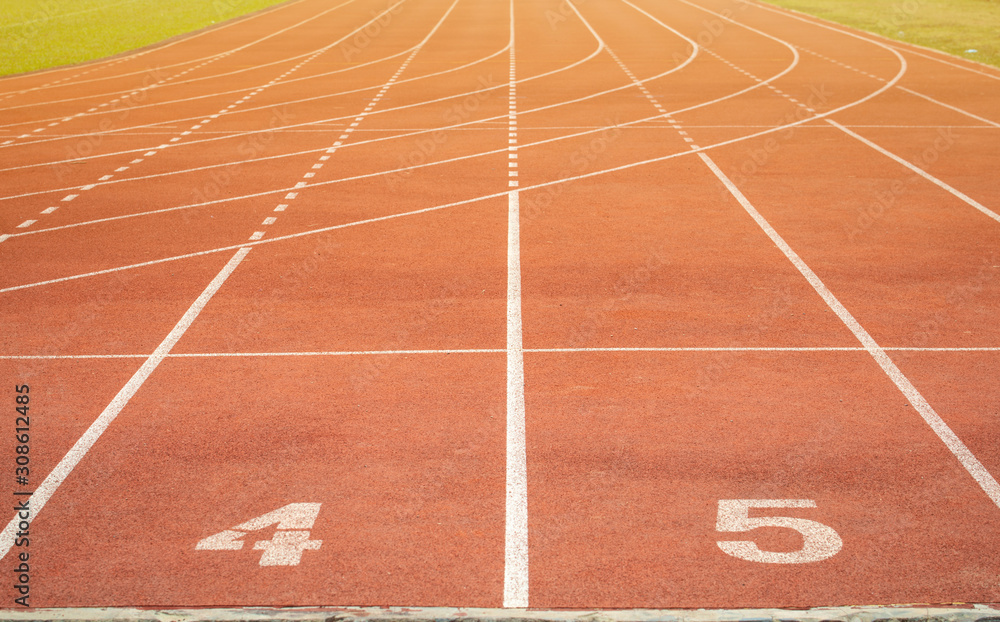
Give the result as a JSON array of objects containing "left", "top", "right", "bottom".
[{"left": 716, "top": 499, "right": 842, "bottom": 564}]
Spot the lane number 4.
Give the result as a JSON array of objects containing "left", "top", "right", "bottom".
[
  {"left": 196, "top": 503, "right": 323, "bottom": 566},
  {"left": 716, "top": 499, "right": 842, "bottom": 564}
]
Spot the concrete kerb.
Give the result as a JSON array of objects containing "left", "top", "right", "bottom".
[{"left": 0, "top": 606, "right": 998, "bottom": 622}]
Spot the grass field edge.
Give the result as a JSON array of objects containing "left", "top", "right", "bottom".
[
  {"left": 752, "top": 0, "right": 1000, "bottom": 73},
  {"left": 0, "top": 0, "right": 302, "bottom": 80}
]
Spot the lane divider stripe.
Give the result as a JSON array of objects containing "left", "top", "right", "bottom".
[
  {"left": 699, "top": 152, "right": 1000, "bottom": 508},
  {"left": 0, "top": 247, "right": 252, "bottom": 561}
]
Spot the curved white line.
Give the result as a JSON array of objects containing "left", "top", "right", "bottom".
[
  {"left": 0, "top": 0, "right": 827, "bottom": 242},
  {"left": 0, "top": 9, "right": 607, "bottom": 172},
  {"left": 0, "top": 33, "right": 505, "bottom": 157}
]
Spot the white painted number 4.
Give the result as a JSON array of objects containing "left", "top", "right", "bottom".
[
  {"left": 716, "top": 499, "right": 842, "bottom": 564},
  {"left": 196, "top": 503, "right": 322, "bottom": 566}
]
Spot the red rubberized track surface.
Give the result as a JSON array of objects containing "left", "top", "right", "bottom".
[{"left": 1, "top": 0, "right": 999, "bottom": 609}]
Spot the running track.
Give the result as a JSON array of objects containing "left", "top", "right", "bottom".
[{"left": 1, "top": 0, "right": 999, "bottom": 609}]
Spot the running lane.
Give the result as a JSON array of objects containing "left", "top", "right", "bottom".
[{"left": 0, "top": 0, "right": 998, "bottom": 609}]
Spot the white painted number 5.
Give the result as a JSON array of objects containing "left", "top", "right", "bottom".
[{"left": 716, "top": 499, "right": 842, "bottom": 564}]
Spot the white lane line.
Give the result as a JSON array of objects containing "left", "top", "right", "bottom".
[
  {"left": 701, "top": 44, "right": 998, "bottom": 226},
  {"left": 0, "top": 33, "right": 508, "bottom": 162},
  {"left": 796, "top": 45, "right": 999, "bottom": 128},
  {"left": 530, "top": 347, "right": 859, "bottom": 352},
  {"left": 890, "top": 45, "right": 1000, "bottom": 83},
  {"left": 16, "top": 220, "right": 36, "bottom": 228},
  {"left": 678, "top": 2, "right": 1000, "bottom": 503},
  {"left": 0, "top": 191, "right": 509, "bottom": 294},
  {"left": 525, "top": 347, "right": 1000, "bottom": 353},
  {"left": 0, "top": 30, "right": 615, "bottom": 183},
  {"left": 788, "top": 48, "right": 1000, "bottom": 197},
  {"left": 0, "top": 14, "right": 598, "bottom": 175},
  {"left": 504, "top": 12, "right": 529, "bottom": 604},
  {"left": 0, "top": 47, "right": 902, "bottom": 284},
  {"left": 505, "top": 175, "right": 528, "bottom": 610},
  {"left": 239, "top": 0, "right": 458, "bottom": 242},
  {"left": 699, "top": 152, "right": 1000, "bottom": 508},
  {"left": 5, "top": 347, "right": 1000, "bottom": 360},
  {"left": 1, "top": 12, "right": 409, "bottom": 127},
  {"left": 0, "top": 247, "right": 251, "bottom": 562},
  {"left": 0, "top": 65, "right": 904, "bottom": 291},
  {"left": 170, "top": 349, "right": 504, "bottom": 357},
  {"left": 0, "top": 21, "right": 906, "bottom": 284},
  {"left": 0, "top": 0, "right": 376, "bottom": 152},
  {"left": 828, "top": 119, "right": 1000, "bottom": 224},
  {"left": 886, "top": 347, "right": 1000, "bottom": 351},
  {"left": 661, "top": 2, "right": 998, "bottom": 227}
]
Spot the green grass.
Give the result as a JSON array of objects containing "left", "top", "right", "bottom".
[
  {"left": 0, "top": 0, "right": 292, "bottom": 76},
  {"left": 759, "top": 0, "right": 1000, "bottom": 69}
]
